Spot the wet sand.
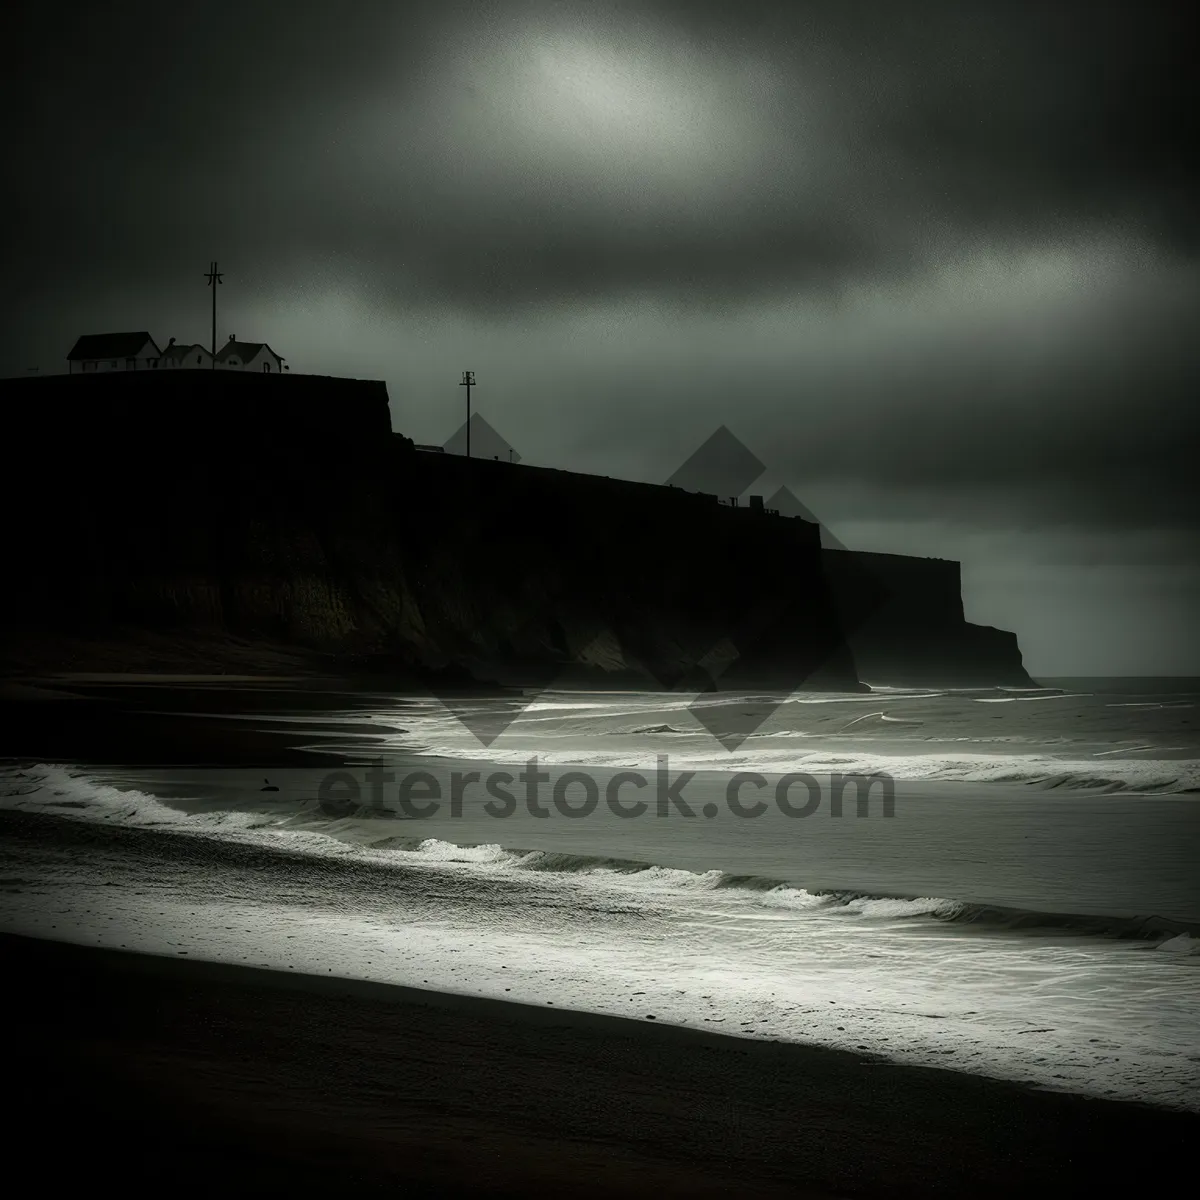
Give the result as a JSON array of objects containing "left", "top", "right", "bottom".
[{"left": 5, "top": 932, "right": 1197, "bottom": 1198}]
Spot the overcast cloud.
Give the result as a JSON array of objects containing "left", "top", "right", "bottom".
[{"left": 3, "top": 0, "right": 1196, "bottom": 673}]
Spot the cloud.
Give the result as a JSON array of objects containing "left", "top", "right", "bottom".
[
  {"left": 3, "top": 0, "right": 1195, "bottom": 672},
  {"left": 5, "top": 0, "right": 1195, "bottom": 313}
]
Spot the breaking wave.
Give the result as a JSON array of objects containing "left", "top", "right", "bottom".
[
  {"left": 404, "top": 744, "right": 1200, "bottom": 793},
  {"left": 4, "top": 767, "right": 1195, "bottom": 947},
  {"left": 386, "top": 840, "right": 1200, "bottom": 942}
]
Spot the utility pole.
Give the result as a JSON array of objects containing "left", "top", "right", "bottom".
[
  {"left": 460, "top": 370, "right": 475, "bottom": 458},
  {"left": 205, "top": 261, "right": 223, "bottom": 368}
]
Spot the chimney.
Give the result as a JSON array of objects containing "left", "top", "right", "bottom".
[
  {"left": 228, "top": 334, "right": 235, "bottom": 342},
  {"left": 167, "top": 336, "right": 175, "bottom": 345}
]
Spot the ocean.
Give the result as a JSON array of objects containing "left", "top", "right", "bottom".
[{"left": 2, "top": 677, "right": 1198, "bottom": 1111}]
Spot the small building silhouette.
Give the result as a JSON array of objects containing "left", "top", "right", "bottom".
[
  {"left": 65, "top": 331, "right": 287, "bottom": 374},
  {"left": 215, "top": 334, "right": 286, "bottom": 373},
  {"left": 67, "top": 331, "right": 161, "bottom": 374},
  {"left": 159, "top": 337, "right": 214, "bottom": 369}
]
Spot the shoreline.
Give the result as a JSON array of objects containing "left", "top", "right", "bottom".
[
  {"left": 4, "top": 794, "right": 1197, "bottom": 1114},
  {"left": 5, "top": 680, "right": 1199, "bottom": 1160},
  {"left": 6, "top": 932, "right": 1197, "bottom": 1197}
]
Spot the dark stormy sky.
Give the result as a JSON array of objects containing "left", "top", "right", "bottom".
[{"left": 4, "top": 0, "right": 1197, "bottom": 674}]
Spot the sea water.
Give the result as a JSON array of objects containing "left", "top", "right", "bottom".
[{"left": 2, "top": 679, "right": 1198, "bottom": 1109}]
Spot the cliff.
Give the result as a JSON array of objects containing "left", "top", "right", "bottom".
[
  {"left": 0, "top": 371, "right": 862, "bottom": 691},
  {"left": 1, "top": 372, "right": 1029, "bottom": 691},
  {"left": 821, "top": 549, "right": 1033, "bottom": 687}
]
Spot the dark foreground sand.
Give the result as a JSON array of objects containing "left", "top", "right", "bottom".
[{"left": 5, "top": 933, "right": 1196, "bottom": 1198}]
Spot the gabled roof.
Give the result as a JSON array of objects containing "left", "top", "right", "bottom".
[
  {"left": 215, "top": 339, "right": 282, "bottom": 364},
  {"left": 160, "top": 341, "right": 211, "bottom": 361},
  {"left": 67, "top": 332, "right": 159, "bottom": 360}
]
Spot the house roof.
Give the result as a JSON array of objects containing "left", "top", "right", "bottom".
[
  {"left": 67, "top": 332, "right": 159, "bottom": 360},
  {"left": 215, "top": 339, "right": 282, "bottom": 364},
  {"left": 160, "top": 341, "right": 210, "bottom": 361}
]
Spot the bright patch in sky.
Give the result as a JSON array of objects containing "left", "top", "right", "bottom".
[
  {"left": 364, "top": 19, "right": 786, "bottom": 211},
  {"left": 521, "top": 34, "right": 703, "bottom": 151}
]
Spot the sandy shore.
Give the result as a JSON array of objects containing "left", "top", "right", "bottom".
[{"left": 5, "top": 933, "right": 1196, "bottom": 1197}]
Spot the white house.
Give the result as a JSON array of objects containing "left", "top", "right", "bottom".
[
  {"left": 214, "top": 334, "right": 286, "bottom": 373},
  {"left": 159, "top": 338, "right": 214, "bottom": 368},
  {"left": 67, "top": 331, "right": 161, "bottom": 373}
]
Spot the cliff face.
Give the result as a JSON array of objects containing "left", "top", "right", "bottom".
[
  {"left": 1, "top": 372, "right": 862, "bottom": 690},
  {"left": 2, "top": 372, "right": 1029, "bottom": 690},
  {"left": 3, "top": 373, "right": 404, "bottom": 666},
  {"left": 398, "top": 451, "right": 863, "bottom": 691},
  {"left": 821, "top": 549, "right": 1033, "bottom": 687}
]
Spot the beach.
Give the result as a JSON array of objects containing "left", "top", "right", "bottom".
[
  {"left": 7, "top": 931, "right": 1199, "bottom": 1198},
  {"left": 2, "top": 675, "right": 1199, "bottom": 1194}
]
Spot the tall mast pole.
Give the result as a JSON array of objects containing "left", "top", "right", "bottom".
[
  {"left": 460, "top": 370, "right": 475, "bottom": 458},
  {"left": 205, "top": 261, "right": 223, "bottom": 368}
]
